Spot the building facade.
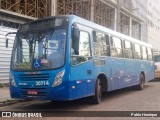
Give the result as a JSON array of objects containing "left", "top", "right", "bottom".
[
  {"left": 119, "top": 0, "right": 160, "bottom": 51},
  {"left": 147, "top": 0, "right": 160, "bottom": 51},
  {"left": 0, "top": 0, "right": 154, "bottom": 83},
  {"left": 119, "top": 0, "right": 148, "bottom": 42},
  {"left": 131, "top": 0, "right": 148, "bottom": 43}
]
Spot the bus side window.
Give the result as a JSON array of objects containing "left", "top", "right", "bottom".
[
  {"left": 105, "top": 34, "right": 110, "bottom": 56},
  {"left": 79, "top": 31, "right": 91, "bottom": 56},
  {"left": 124, "top": 41, "right": 133, "bottom": 59},
  {"left": 110, "top": 36, "right": 123, "bottom": 58},
  {"left": 71, "top": 27, "right": 91, "bottom": 66},
  {"left": 93, "top": 31, "right": 110, "bottom": 56},
  {"left": 133, "top": 43, "right": 141, "bottom": 59},
  {"left": 72, "top": 24, "right": 80, "bottom": 55},
  {"left": 142, "top": 46, "right": 147, "bottom": 60},
  {"left": 93, "top": 31, "right": 104, "bottom": 56},
  {"left": 147, "top": 48, "right": 153, "bottom": 61}
]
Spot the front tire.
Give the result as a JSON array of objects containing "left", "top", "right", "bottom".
[{"left": 91, "top": 78, "right": 102, "bottom": 104}]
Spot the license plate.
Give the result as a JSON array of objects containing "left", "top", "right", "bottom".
[{"left": 28, "top": 90, "right": 37, "bottom": 95}]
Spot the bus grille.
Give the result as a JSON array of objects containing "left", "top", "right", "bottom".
[{"left": 18, "top": 74, "right": 50, "bottom": 81}]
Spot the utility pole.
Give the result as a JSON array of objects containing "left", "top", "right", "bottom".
[{"left": 116, "top": 0, "right": 121, "bottom": 32}]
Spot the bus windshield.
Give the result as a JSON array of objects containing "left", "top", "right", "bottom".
[
  {"left": 154, "top": 55, "right": 160, "bottom": 62},
  {"left": 12, "top": 29, "right": 66, "bottom": 71}
]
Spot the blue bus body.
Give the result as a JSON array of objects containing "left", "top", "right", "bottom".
[{"left": 9, "top": 15, "right": 155, "bottom": 102}]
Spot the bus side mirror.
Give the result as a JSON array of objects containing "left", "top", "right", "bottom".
[
  {"left": 5, "top": 32, "right": 17, "bottom": 48},
  {"left": 6, "top": 38, "right": 8, "bottom": 48},
  {"left": 72, "top": 25, "right": 80, "bottom": 38},
  {"left": 72, "top": 25, "right": 80, "bottom": 54}
]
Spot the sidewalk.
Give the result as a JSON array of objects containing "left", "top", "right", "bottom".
[
  {"left": 0, "top": 87, "right": 11, "bottom": 102},
  {"left": 0, "top": 86, "right": 21, "bottom": 107},
  {"left": 0, "top": 85, "right": 30, "bottom": 107}
]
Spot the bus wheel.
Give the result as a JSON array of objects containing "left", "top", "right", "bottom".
[
  {"left": 91, "top": 78, "right": 102, "bottom": 104},
  {"left": 135, "top": 74, "right": 145, "bottom": 90}
]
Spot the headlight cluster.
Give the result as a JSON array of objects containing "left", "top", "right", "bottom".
[
  {"left": 52, "top": 70, "right": 65, "bottom": 87},
  {"left": 10, "top": 72, "right": 16, "bottom": 87}
]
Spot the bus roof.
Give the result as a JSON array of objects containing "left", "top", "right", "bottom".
[
  {"left": 69, "top": 15, "right": 152, "bottom": 48},
  {"left": 21, "top": 15, "right": 152, "bottom": 48}
]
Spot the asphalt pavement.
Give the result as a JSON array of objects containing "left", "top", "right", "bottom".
[{"left": 0, "top": 80, "right": 160, "bottom": 120}]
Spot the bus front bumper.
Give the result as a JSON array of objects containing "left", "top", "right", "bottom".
[{"left": 9, "top": 85, "right": 69, "bottom": 101}]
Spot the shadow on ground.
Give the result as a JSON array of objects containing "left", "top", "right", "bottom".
[{"left": 149, "top": 79, "right": 160, "bottom": 82}]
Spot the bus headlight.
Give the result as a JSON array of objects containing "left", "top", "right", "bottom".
[
  {"left": 9, "top": 73, "right": 16, "bottom": 87},
  {"left": 52, "top": 70, "right": 65, "bottom": 87}
]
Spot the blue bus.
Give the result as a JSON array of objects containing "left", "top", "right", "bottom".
[{"left": 6, "top": 15, "right": 155, "bottom": 104}]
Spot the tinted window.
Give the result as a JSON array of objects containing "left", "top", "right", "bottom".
[
  {"left": 142, "top": 46, "right": 147, "bottom": 60},
  {"left": 93, "top": 31, "right": 110, "bottom": 56},
  {"left": 147, "top": 48, "right": 153, "bottom": 61},
  {"left": 110, "top": 36, "right": 123, "bottom": 57},
  {"left": 133, "top": 43, "right": 141, "bottom": 59},
  {"left": 154, "top": 55, "right": 160, "bottom": 62},
  {"left": 124, "top": 41, "right": 133, "bottom": 59},
  {"left": 79, "top": 31, "right": 91, "bottom": 56},
  {"left": 12, "top": 29, "right": 66, "bottom": 70},
  {"left": 71, "top": 24, "right": 91, "bottom": 66}
]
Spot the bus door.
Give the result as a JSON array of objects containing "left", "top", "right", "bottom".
[
  {"left": 70, "top": 24, "right": 94, "bottom": 99},
  {"left": 110, "top": 36, "right": 125, "bottom": 90},
  {"left": 124, "top": 59, "right": 134, "bottom": 86},
  {"left": 124, "top": 41, "right": 134, "bottom": 87}
]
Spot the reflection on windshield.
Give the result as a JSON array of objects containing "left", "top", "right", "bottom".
[
  {"left": 154, "top": 55, "right": 160, "bottom": 62},
  {"left": 12, "top": 29, "right": 66, "bottom": 70}
]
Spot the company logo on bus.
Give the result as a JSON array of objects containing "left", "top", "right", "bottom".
[{"left": 25, "top": 71, "right": 42, "bottom": 74}]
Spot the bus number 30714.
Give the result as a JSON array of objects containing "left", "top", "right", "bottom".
[{"left": 35, "top": 81, "right": 49, "bottom": 86}]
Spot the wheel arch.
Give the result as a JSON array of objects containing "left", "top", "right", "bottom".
[
  {"left": 141, "top": 71, "right": 145, "bottom": 82},
  {"left": 96, "top": 73, "right": 108, "bottom": 92}
]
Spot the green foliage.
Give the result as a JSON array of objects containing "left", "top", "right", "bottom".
[{"left": 14, "top": 62, "right": 32, "bottom": 70}]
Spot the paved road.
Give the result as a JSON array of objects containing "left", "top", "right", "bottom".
[{"left": 1, "top": 79, "right": 160, "bottom": 120}]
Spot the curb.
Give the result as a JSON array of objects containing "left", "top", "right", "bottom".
[{"left": 0, "top": 99, "right": 30, "bottom": 107}]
